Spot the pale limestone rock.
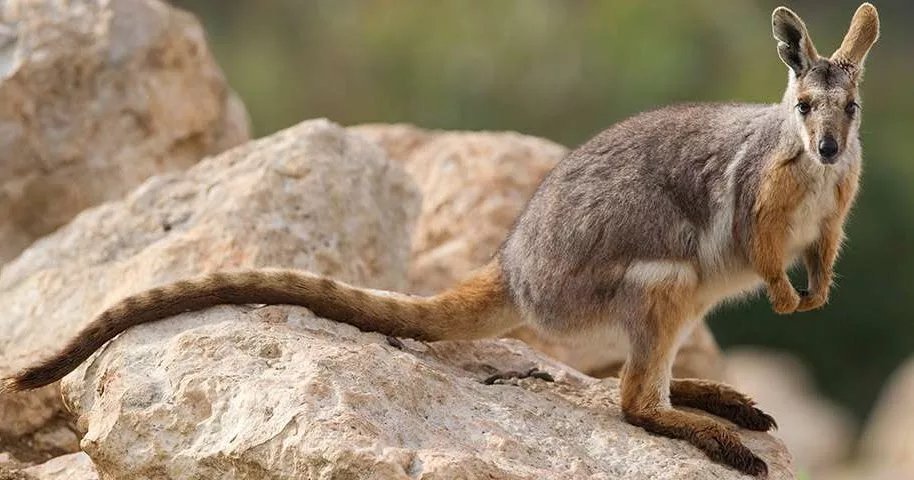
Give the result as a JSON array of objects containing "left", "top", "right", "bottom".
[
  {"left": 725, "top": 348, "right": 853, "bottom": 475},
  {"left": 352, "top": 123, "right": 564, "bottom": 295},
  {"left": 0, "top": 119, "right": 419, "bottom": 458},
  {"left": 823, "top": 466, "right": 912, "bottom": 480},
  {"left": 61, "top": 305, "right": 793, "bottom": 480},
  {"left": 0, "top": 0, "right": 250, "bottom": 264},
  {"left": 22, "top": 453, "right": 98, "bottom": 480},
  {"left": 353, "top": 123, "right": 725, "bottom": 381},
  {"left": 848, "top": 357, "right": 914, "bottom": 478}
]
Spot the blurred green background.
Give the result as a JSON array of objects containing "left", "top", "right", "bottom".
[{"left": 172, "top": 0, "right": 913, "bottom": 424}]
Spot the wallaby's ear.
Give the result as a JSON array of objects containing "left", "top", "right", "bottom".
[
  {"left": 831, "top": 3, "right": 879, "bottom": 76},
  {"left": 772, "top": 7, "right": 819, "bottom": 76}
]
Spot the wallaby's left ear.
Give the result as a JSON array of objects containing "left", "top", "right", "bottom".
[
  {"left": 831, "top": 3, "right": 880, "bottom": 76},
  {"left": 772, "top": 7, "right": 819, "bottom": 76}
]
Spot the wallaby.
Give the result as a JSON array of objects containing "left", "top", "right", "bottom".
[{"left": 1, "top": 4, "right": 879, "bottom": 476}]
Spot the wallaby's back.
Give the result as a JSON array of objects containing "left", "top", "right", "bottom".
[{"left": 500, "top": 103, "right": 786, "bottom": 329}]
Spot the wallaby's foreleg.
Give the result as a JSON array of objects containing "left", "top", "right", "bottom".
[
  {"left": 798, "top": 238, "right": 836, "bottom": 312},
  {"left": 669, "top": 379, "right": 776, "bottom": 432},
  {"left": 751, "top": 166, "right": 805, "bottom": 314},
  {"left": 620, "top": 289, "right": 768, "bottom": 477},
  {"left": 798, "top": 172, "right": 859, "bottom": 312}
]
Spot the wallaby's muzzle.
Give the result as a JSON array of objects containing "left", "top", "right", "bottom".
[{"left": 818, "top": 135, "right": 839, "bottom": 163}]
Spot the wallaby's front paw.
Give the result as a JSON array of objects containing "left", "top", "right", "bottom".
[
  {"left": 796, "top": 290, "right": 828, "bottom": 312},
  {"left": 769, "top": 288, "right": 800, "bottom": 314}
]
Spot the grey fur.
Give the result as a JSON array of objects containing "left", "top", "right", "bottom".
[
  {"left": 499, "top": 67, "right": 864, "bottom": 340},
  {"left": 501, "top": 104, "right": 779, "bottom": 332}
]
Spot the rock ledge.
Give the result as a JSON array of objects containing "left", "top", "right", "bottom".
[{"left": 61, "top": 305, "right": 793, "bottom": 480}]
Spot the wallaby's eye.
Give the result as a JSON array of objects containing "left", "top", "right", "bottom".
[
  {"left": 796, "top": 102, "right": 811, "bottom": 115},
  {"left": 845, "top": 101, "right": 859, "bottom": 116}
]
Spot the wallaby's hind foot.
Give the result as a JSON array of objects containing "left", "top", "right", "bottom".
[
  {"left": 624, "top": 407, "right": 768, "bottom": 477},
  {"left": 670, "top": 379, "right": 777, "bottom": 432}
]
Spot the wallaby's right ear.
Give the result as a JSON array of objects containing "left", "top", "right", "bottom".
[{"left": 772, "top": 7, "right": 819, "bottom": 76}]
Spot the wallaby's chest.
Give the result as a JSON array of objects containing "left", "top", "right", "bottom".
[{"left": 785, "top": 161, "right": 842, "bottom": 255}]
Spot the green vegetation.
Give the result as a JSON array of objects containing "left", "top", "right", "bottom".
[{"left": 174, "top": 0, "right": 914, "bottom": 422}]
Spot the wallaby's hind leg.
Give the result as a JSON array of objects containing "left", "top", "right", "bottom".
[
  {"left": 670, "top": 379, "right": 777, "bottom": 432},
  {"left": 620, "top": 289, "right": 768, "bottom": 477}
]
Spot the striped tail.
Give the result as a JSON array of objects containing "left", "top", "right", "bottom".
[{"left": 1, "top": 260, "right": 519, "bottom": 393}]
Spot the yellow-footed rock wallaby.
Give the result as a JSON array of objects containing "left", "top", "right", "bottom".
[{"left": 3, "top": 4, "right": 880, "bottom": 476}]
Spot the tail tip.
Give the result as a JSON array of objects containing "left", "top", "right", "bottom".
[{"left": 0, "top": 377, "right": 20, "bottom": 395}]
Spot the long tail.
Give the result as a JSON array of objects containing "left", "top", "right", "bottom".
[{"left": 1, "top": 260, "right": 520, "bottom": 393}]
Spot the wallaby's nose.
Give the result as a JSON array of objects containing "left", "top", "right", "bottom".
[{"left": 818, "top": 136, "right": 839, "bottom": 163}]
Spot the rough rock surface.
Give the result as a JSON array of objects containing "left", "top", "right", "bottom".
[
  {"left": 60, "top": 305, "right": 793, "bottom": 480},
  {"left": 0, "top": 0, "right": 250, "bottom": 264},
  {"left": 351, "top": 123, "right": 564, "bottom": 295},
  {"left": 0, "top": 120, "right": 419, "bottom": 458},
  {"left": 0, "top": 452, "right": 97, "bottom": 480},
  {"left": 0, "top": 404, "right": 79, "bottom": 464},
  {"left": 353, "top": 123, "right": 725, "bottom": 380},
  {"left": 22, "top": 453, "right": 98, "bottom": 480},
  {"left": 725, "top": 348, "right": 853, "bottom": 474}
]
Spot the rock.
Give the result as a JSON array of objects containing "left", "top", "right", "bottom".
[
  {"left": 352, "top": 123, "right": 725, "bottom": 381},
  {"left": 0, "top": 385, "right": 79, "bottom": 464},
  {"left": 822, "top": 466, "right": 912, "bottom": 480},
  {"left": 0, "top": 120, "right": 419, "bottom": 459},
  {"left": 0, "top": 452, "right": 97, "bottom": 480},
  {"left": 0, "top": 409, "right": 79, "bottom": 467},
  {"left": 60, "top": 304, "right": 793, "bottom": 479},
  {"left": 22, "top": 453, "right": 98, "bottom": 480},
  {"left": 849, "top": 357, "right": 914, "bottom": 478},
  {"left": 0, "top": 453, "right": 28, "bottom": 480},
  {"left": 352, "top": 123, "right": 564, "bottom": 295},
  {"left": 0, "top": 0, "right": 250, "bottom": 264},
  {"left": 510, "top": 318, "right": 725, "bottom": 381},
  {"left": 725, "top": 348, "right": 854, "bottom": 474}
]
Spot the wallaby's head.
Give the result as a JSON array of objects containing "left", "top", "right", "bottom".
[{"left": 772, "top": 3, "right": 879, "bottom": 165}]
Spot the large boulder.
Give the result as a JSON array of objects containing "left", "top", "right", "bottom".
[
  {"left": 0, "top": 0, "right": 250, "bottom": 264},
  {"left": 353, "top": 124, "right": 725, "bottom": 380},
  {"left": 862, "top": 357, "right": 914, "bottom": 468},
  {"left": 351, "top": 124, "right": 563, "bottom": 294},
  {"left": 0, "top": 120, "right": 420, "bottom": 459},
  {"left": 60, "top": 304, "right": 793, "bottom": 479}
]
